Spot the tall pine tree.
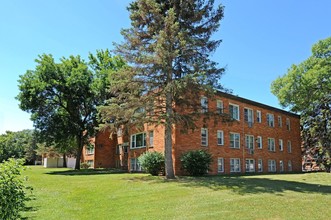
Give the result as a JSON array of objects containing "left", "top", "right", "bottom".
[{"left": 99, "top": 0, "right": 225, "bottom": 178}]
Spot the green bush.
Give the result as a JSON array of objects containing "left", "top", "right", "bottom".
[
  {"left": 180, "top": 150, "right": 213, "bottom": 176},
  {"left": 80, "top": 162, "right": 90, "bottom": 169},
  {"left": 0, "top": 158, "right": 32, "bottom": 219},
  {"left": 138, "top": 151, "right": 165, "bottom": 176}
]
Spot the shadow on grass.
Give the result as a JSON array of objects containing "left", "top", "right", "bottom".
[
  {"left": 123, "top": 174, "right": 331, "bottom": 195},
  {"left": 46, "top": 168, "right": 128, "bottom": 176}
]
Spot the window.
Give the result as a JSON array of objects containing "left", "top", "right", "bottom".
[
  {"left": 244, "top": 108, "right": 254, "bottom": 124},
  {"left": 279, "top": 160, "right": 284, "bottom": 172},
  {"left": 279, "top": 139, "right": 283, "bottom": 151},
  {"left": 229, "top": 104, "right": 240, "bottom": 120},
  {"left": 201, "top": 128, "right": 208, "bottom": 146},
  {"left": 123, "top": 146, "right": 128, "bottom": 153},
  {"left": 278, "top": 116, "right": 282, "bottom": 127},
  {"left": 115, "top": 160, "right": 121, "bottom": 168},
  {"left": 245, "top": 135, "right": 254, "bottom": 149},
  {"left": 287, "top": 140, "right": 292, "bottom": 153},
  {"left": 268, "top": 138, "right": 276, "bottom": 152},
  {"left": 258, "top": 159, "right": 263, "bottom": 172},
  {"left": 217, "top": 130, "right": 224, "bottom": 146},
  {"left": 216, "top": 100, "right": 223, "bottom": 114},
  {"left": 245, "top": 159, "right": 255, "bottom": 172},
  {"left": 86, "top": 160, "right": 94, "bottom": 168},
  {"left": 257, "top": 136, "right": 262, "bottom": 149},
  {"left": 288, "top": 160, "right": 292, "bottom": 171},
  {"left": 130, "top": 158, "right": 141, "bottom": 171},
  {"left": 149, "top": 131, "right": 154, "bottom": 147},
  {"left": 256, "top": 110, "right": 262, "bottom": 123},
  {"left": 268, "top": 160, "right": 276, "bottom": 172},
  {"left": 86, "top": 144, "right": 94, "bottom": 155},
  {"left": 230, "top": 158, "right": 241, "bottom": 173},
  {"left": 286, "top": 118, "right": 291, "bottom": 130},
  {"left": 201, "top": 97, "right": 208, "bottom": 113},
  {"left": 130, "top": 133, "right": 146, "bottom": 149},
  {"left": 267, "top": 113, "right": 274, "bottom": 127},
  {"left": 217, "top": 158, "right": 224, "bottom": 173},
  {"left": 230, "top": 133, "right": 240, "bottom": 149}
]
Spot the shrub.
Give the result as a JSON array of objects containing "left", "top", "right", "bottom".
[
  {"left": 138, "top": 151, "right": 165, "bottom": 176},
  {"left": 180, "top": 150, "right": 213, "bottom": 176},
  {"left": 0, "top": 158, "right": 32, "bottom": 219},
  {"left": 80, "top": 162, "right": 90, "bottom": 169}
]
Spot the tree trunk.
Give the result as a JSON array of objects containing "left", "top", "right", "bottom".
[
  {"left": 62, "top": 153, "right": 67, "bottom": 168},
  {"left": 74, "top": 135, "right": 84, "bottom": 170},
  {"left": 165, "top": 90, "right": 175, "bottom": 179}
]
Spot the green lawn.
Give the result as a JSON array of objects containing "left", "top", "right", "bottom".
[{"left": 22, "top": 166, "right": 331, "bottom": 220}]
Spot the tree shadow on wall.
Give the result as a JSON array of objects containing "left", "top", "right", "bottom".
[{"left": 123, "top": 174, "right": 331, "bottom": 195}]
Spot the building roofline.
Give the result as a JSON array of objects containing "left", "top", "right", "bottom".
[{"left": 216, "top": 90, "right": 300, "bottom": 118}]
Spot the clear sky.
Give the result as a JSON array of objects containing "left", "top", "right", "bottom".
[{"left": 0, "top": 0, "right": 330, "bottom": 134}]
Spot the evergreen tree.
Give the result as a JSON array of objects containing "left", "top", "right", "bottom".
[{"left": 99, "top": 0, "right": 225, "bottom": 178}]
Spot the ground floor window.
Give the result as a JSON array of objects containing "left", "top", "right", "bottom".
[
  {"left": 268, "top": 160, "right": 276, "bottom": 172},
  {"left": 279, "top": 160, "right": 284, "bottom": 172},
  {"left": 245, "top": 159, "right": 255, "bottom": 172},
  {"left": 86, "top": 160, "right": 94, "bottom": 168},
  {"left": 130, "top": 158, "right": 141, "bottom": 171},
  {"left": 218, "top": 158, "right": 224, "bottom": 173},
  {"left": 288, "top": 160, "right": 292, "bottom": 171},
  {"left": 230, "top": 158, "right": 241, "bottom": 173},
  {"left": 258, "top": 159, "right": 263, "bottom": 172}
]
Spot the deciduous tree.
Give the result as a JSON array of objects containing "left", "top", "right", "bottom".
[
  {"left": 271, "top": 37, "right": 331, "bottom": 171},
  {"left": 17, "top": 50, "right": 125, "bottom": 169}
]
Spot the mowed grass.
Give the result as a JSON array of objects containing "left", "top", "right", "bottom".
[{"left": 22, "top": 166, "right": 331, "bottom": 220}]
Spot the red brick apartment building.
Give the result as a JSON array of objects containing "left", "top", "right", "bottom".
[{"left": 82, "top": 91, "right": 301, "bottom": 175}]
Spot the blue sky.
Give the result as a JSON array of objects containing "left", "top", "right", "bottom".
[{"left": 0, "top": 0, "right": 330, "bottom": 134}]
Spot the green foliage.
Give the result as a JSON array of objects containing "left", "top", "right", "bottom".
[
  {"left": 0, "top": 159, "right": 32, "bottom": 220},
  {"left": 17, "top": 51, "right": 125, "bottom": 169},
  {"left": 0, "top": 130, "right": 37, "bottom": 163},
  {"left": 99, "top": 0, "right": 225, "bottom": 179},
  {"left": 138, "top": 151, "right": 165, "bottom": 176},
  {"left": 271, "top": 37, "right": 331, "bottom": 172},
  {"left": 180, "top": 150, "right": 213, "bottom": 176}
]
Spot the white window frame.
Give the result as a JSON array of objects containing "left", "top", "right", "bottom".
[
  {"left": 287, "top": 140, "right": 292, "bottom": 153},
  {"left": 217, "top": 130, "right": 224, "bottom": 146},
  {"left": 201, "top": 97, "right": 208, "bottom": 113},
  {"left": 279, "top": 139, "right": 283, "bottom": 151},
  {"left": 245, "top": 135, "right": 254, "bottom": 149},
  {"left": 245, "top": 159, "right": 255, "bottom": 172},
  {"left": 86, "top": 144, "right": 95, "bottom": 155},
  {"left": 257, "top": 136, "right": 262, "bottom": 149},
  {"left": 288, "top": 160, "right": 292, "bottom": 171},
  {"left": 267, "top": 113, "right": 274, "bottom": 127},
  {"left": 216, "top": 100, "right": 223, "bottom": 114},
  {"left": 230, "top": 158, "right": 241, "bottom": 173},
  {"left": 130, "top": 132, "right": 146, "bottom": 149},
  {"left": 278, "top": 116, "right": 282, "bottom": 127},
  {"left": 286, "top": 118, "right": 291, "bottom": 130},
  {"left": 279, "top": 160, "right": 284, "bottom": 172},
  {"left": 201, "top": 128, "right": 208, "bottom": 146},
  {"left": 217, "top": 158, "right": 224, "bottom": 173},
  {"left": 256, "top": 110, "right": 262, "bottom": 123},
  {"left": 86, "top": 160, "right": 94, "bottom": 168},
  {"left": 149, "top": 130, "right": 154, "bottom": 147},
  {"left": 268, "top": 160, "right": 276, "bottom": 172},
  {"left": 229, "top": 103, "right": 240, "bottom": 120},
  {"left": 268, "top": 138, "right": 276, "bottom": 152},
  {"left": 258, "top": 159, "right": 263, "bottom": 172},
  {"left": 130, "top": 158, "right": 141, "bottom": 171},
  {"left": 230, "top": 132, "right": 240, "bottom": 149},
  {"left": 244, "top": 108, "right": 254, "bottom": 123}
]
